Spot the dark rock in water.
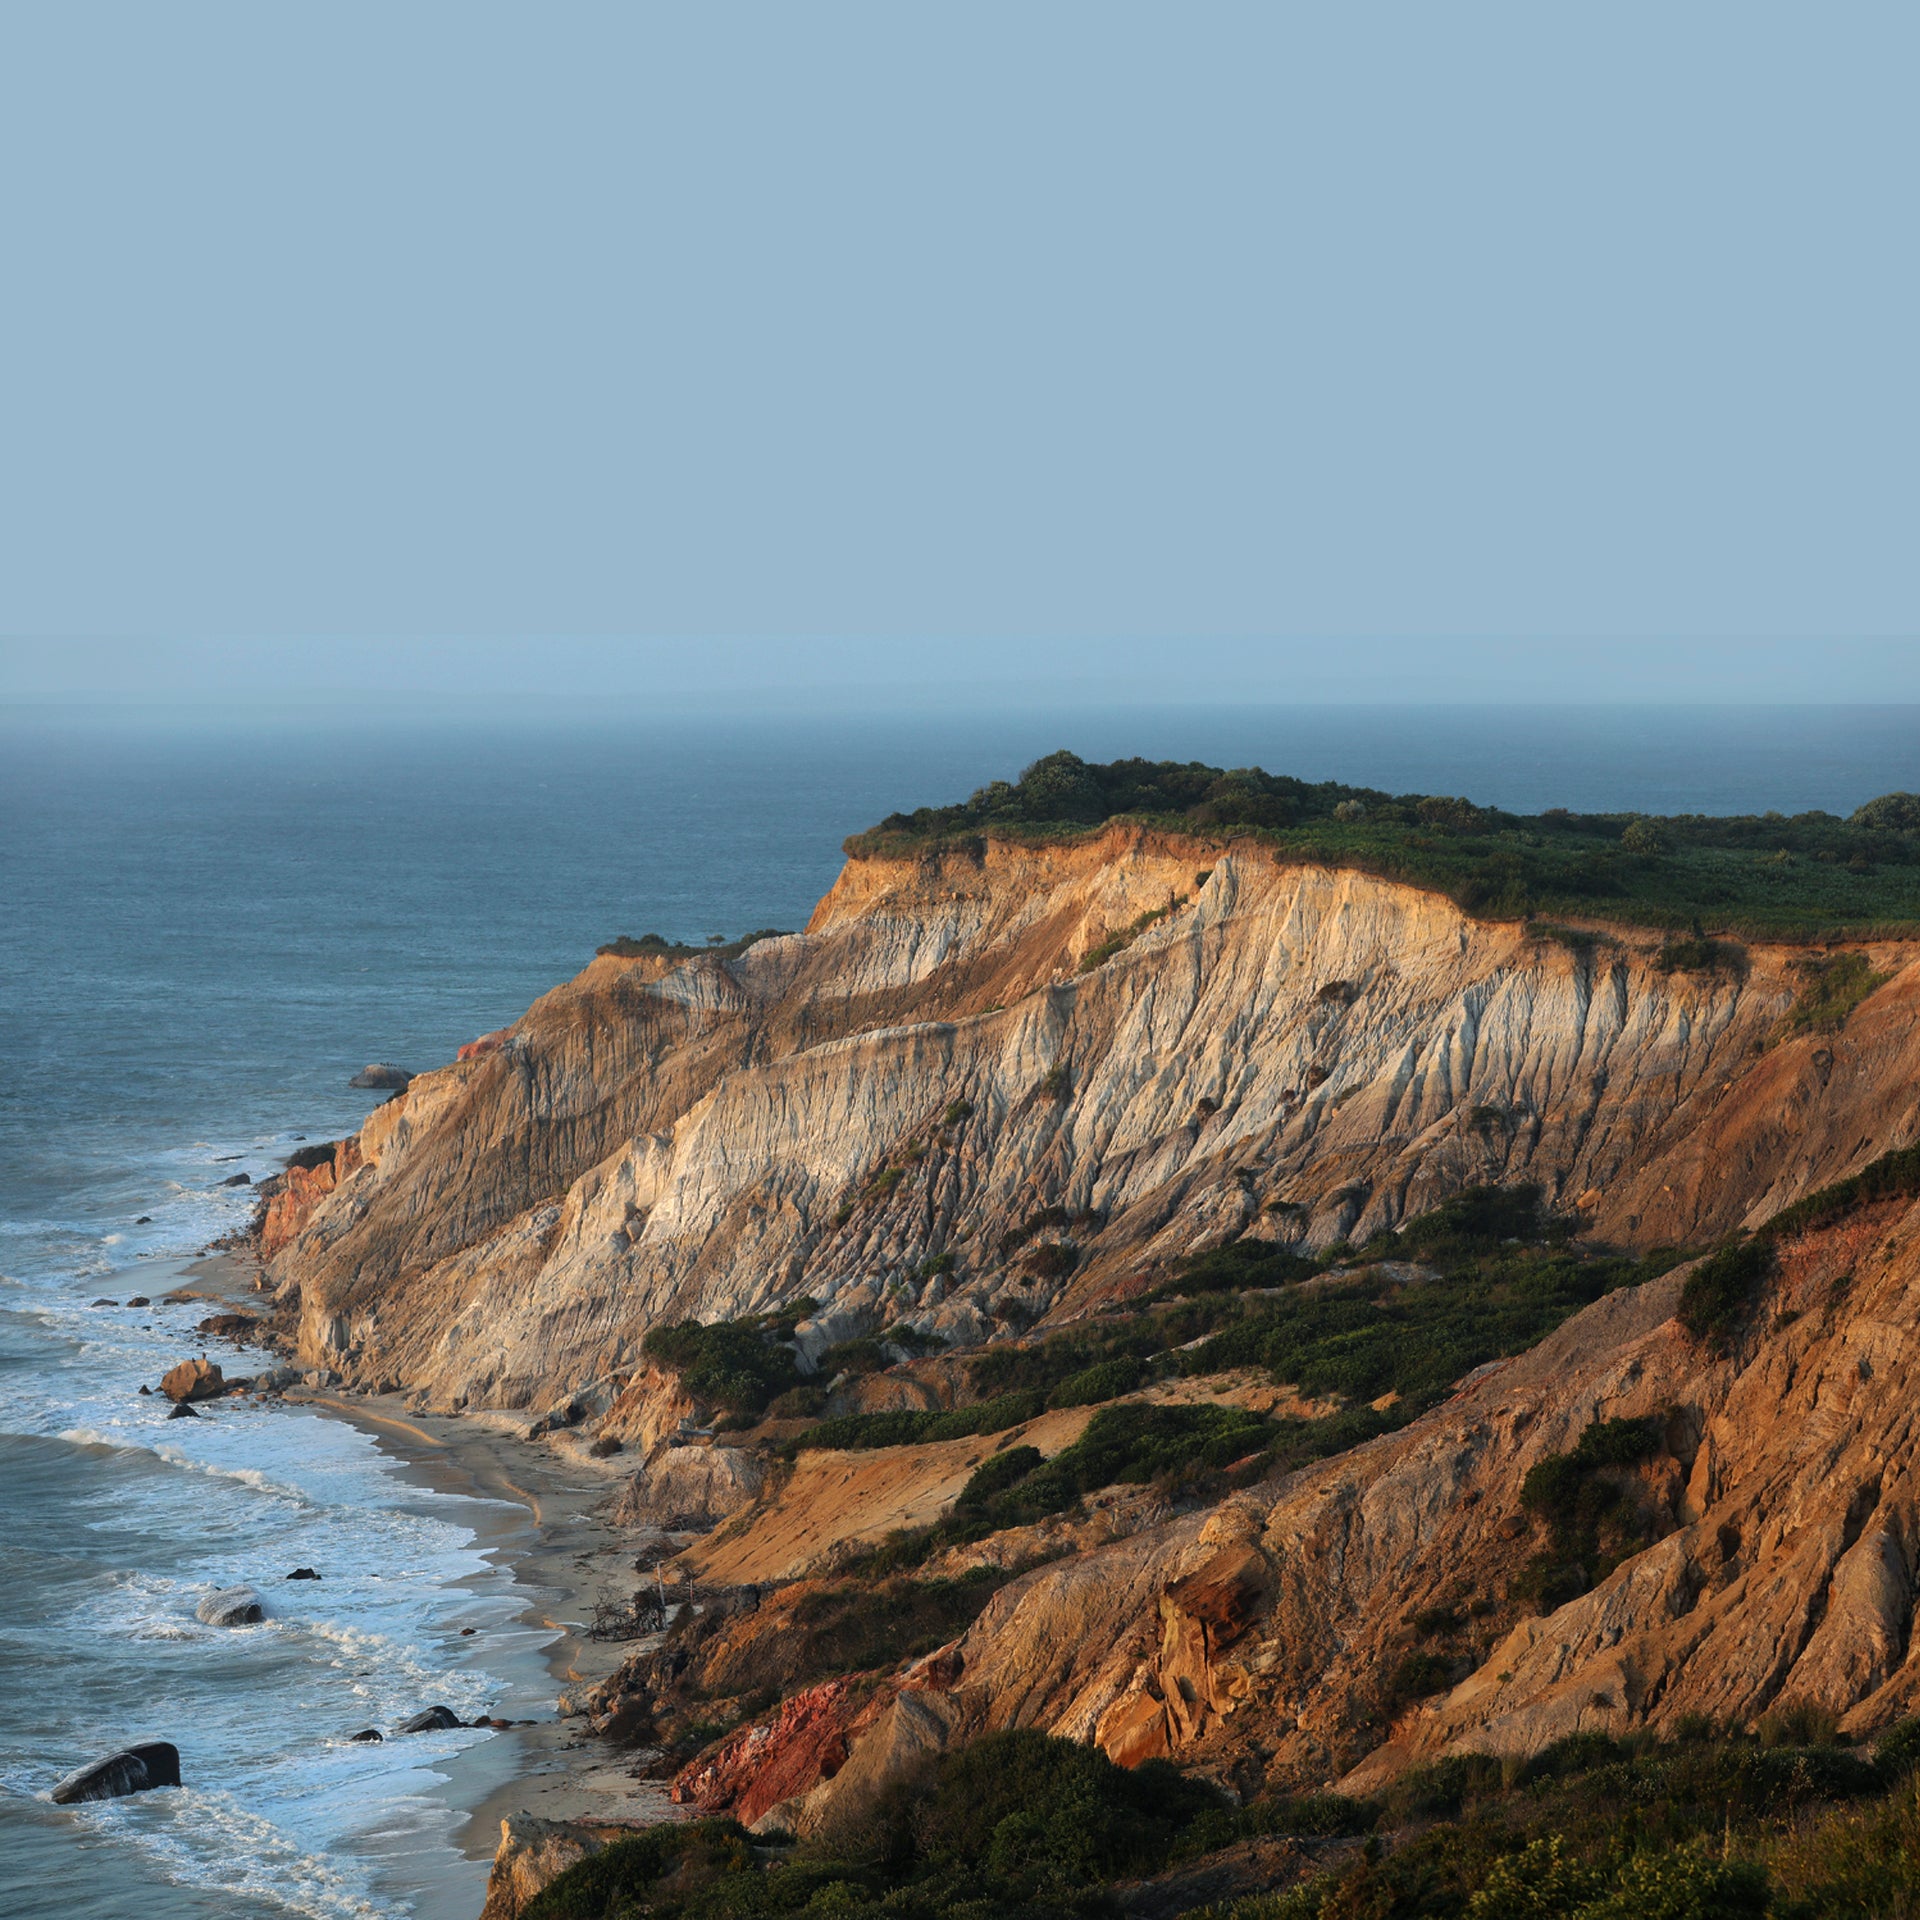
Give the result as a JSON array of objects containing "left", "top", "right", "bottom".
[
  {"left": 166, "top": 1400, "right": 199, "bottom": 1419},
  {"left": 51, "top": 1742, "right": 182, "bottom": 1804},
  {"left": 91, "top": 1299, "right": 118, "bottom": 1307},
  {"left": 348, "top": 1728, "right": 383, "bottom": 1743},
  {"left": 394, "top": 1705, "right": 463, "bottom": 1733},
  {"left": 286, "top": 1567, "right": 322, "bottom": 1580},
  {"left": 125, "top": 1295, "right": 150, "bottom": 1308},
  {"left": 461, "top": 1626, "right": 478, "bottom": 1636},
  {"left": 195, "top": 1585, "right": 265, "bottom": 1627},
  {"left": 138, "top": 1384, "right": 152, "bottom": 1395},
  {"left": 219, "top": 1172, "right": 252, "bottom": 1187},
  {"left": 349, "top": 1063, "right": 413, "bottom": 1090},
  {"left": 196, "top": 1312, "right": 259, "bottom": 1341},
  {"left": 134, "top": 1215, "right": 152, "bottom": 1224}
]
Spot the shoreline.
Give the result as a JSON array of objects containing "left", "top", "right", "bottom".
[{"left": 172, "top": 1249, "right": 677, "bottom": 1884}]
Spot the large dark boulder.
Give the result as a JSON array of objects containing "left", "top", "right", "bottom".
[
  {"left": 350, "top": 1063, "right": 413, "bottom": 1090},
  {"left": 195, "top": 1585, "right": 265, "bottom": 1627},
  {"left": 394, "top": 1705, "right": 463, "bottom": 1733},
  {"left": 51, "top": 1742, "right": 182, "bottom": 1804},
  {"left": 196, "top": 1313, "right": 259, "bottom": 1341}
]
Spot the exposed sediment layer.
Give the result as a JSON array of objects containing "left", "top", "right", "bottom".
[{"left": 269, "top": 830, "right": 1920, "bottom": 1412}]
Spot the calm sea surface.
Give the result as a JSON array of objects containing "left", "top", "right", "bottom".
[{"left": 2, "top": 701, "right": 1916, "bottom": 1917}]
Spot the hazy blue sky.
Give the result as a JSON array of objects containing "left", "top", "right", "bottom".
[{"left": 1, "top": 5, "right": 1914, "bottom": 687}]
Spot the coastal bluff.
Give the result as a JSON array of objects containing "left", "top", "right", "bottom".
[{"left": 252, "top": 822, "right": 1920, "bottom": 1887}]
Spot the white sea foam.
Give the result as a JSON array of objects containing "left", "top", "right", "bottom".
[{"left": 1, "top": 1226, "right": 555, "bottom": 1919}]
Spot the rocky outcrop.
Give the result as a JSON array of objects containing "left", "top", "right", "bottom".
[
  {"left": 350, "top": 1063, "right": 413, "bottom": 1090},
  {"left": 478, "top": 1814, "right": 629, "bottom": 1920},
  {"left": 161, "top": 1358, "right": 226, "bottom": 1402},
  {"left": 671, "top": 1677, "right": 886, "bottom": 1830},
  {"left": 609, "top": 1447, "right": 765, "bottom": 1529},
  {"left": 266, "top": 832, "right": 1920, "bottom": 1412}
]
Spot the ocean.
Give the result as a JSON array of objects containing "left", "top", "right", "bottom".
[{"left": 2, "top": 700, "right": 1916, "bottom": 1918}]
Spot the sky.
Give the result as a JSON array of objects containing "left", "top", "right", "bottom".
[{"left": 0, "top": 4, "right": 1915, "bottom": 698}]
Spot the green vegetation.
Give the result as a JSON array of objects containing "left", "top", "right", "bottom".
[
  {"left": 1514, "top": 1415, "right": 1667, "bottom": 1611},
  {"left": 524, "top": 1728, "right": 1225, "bottom": 1919},
  {"left": 1674, "top": 1137, "right": 1920, "bottom": 1350},
  {"left": 778, "top": 1567, "right": 1012, "bottom": 1678},
  {"left": 845, "top": 752, "right": 1920, "bottom": 938},
  {"left": 1174, "top": 1191, "right": 1678, "bottom": 1414},
  {"left": 785, "top": 1389, "right": 1047, "bottom": 1455},
  {"left": 1191, "top": 1725, "right": 1920, "bottom": 1920},
  {"left": 1675, "top": 1239, "right": 1777, "bottom": 1349},
  {"left": 1774, "top": 949, "right": 1891, "bottom": 1040},
  {"left": 597, "top": 927, "right": 789, "bottom": 960},
  {"left": 642, "top": 1306, "right": 814, "bottom": 1417},
  {"left": 522, "top": 1719, "right": 1920, "bottom": 1919},
  {"left": 1078, "top": 898, "right": 1183, "bottom": 971},
  {"left": 283, "top": 1141, "right": 337, "bottom": 1172}
]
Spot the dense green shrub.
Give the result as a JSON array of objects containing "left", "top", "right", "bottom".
[
  {"left": 520, "top": 1820, "right": 754, "bottom": 1918},
  {"left": 845, "top": 755, "right": 1920, "bottom": 939},
  {"left": 786, "top": 1390, "right": 1046, "bottom": 1456},
  {"left": 642, "top": 1314, "right": 803, "bottom": 1416},
  {"left": 1677, "top": 1239, "right": 1776, "bottom": 1347},
  {"left": 1045, "top": 1355, "right": 1143, "bottom": 1408},
  {"left": 957, "top": 1445, "right": 1043, "bottom": 1511},
  {"left": 597, "top": 927, "right": 788, "bottom": 961}
]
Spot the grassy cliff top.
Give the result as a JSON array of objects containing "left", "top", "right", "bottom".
[{"left": 844, "top": 751, "right": 1920, "bottom": 939}]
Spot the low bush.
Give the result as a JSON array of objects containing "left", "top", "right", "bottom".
[
  {"left": 1776, "top": 950, "right": 1890, "bottom": 1040},
  {"left": 786, "top": 1390, "right": 1046, "bottom": 1456},
  {"left": 1676, "top": 1239, "right": 1776, "bottom": 1347},
  {"left": 1045, "top": 1355, "right": 1143, "bottom": 1408}
]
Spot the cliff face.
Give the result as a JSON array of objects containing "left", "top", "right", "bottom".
[
  {"left": 266, "top": 833, "right": 1920, "bottom": 1405},
  {"left": 265, "top": 827, "right": 1920, "bottom": 1822},
  {"left": 268, "top": 830, "right": 1920, "bottom": 1410}
]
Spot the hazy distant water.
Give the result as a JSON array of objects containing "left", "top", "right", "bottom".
[{"left": 1, "top": 700, "right": 1916, "bottom": 1917}]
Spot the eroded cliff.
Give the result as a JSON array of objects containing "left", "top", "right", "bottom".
[{"left": 266, "top": 829, "right": 1920, "bottom": 1411}]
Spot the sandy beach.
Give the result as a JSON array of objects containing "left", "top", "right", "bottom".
[{"left": 171, "top": 1252, "right": 677, "bottom": 1882}]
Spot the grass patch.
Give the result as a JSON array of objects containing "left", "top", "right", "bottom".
[
  {"left": 1079, "top": 900, "right": 1182, "bottom": 971},
  {"left": 1774, "top": 949, "right": 1891, "bottom": 1041}
]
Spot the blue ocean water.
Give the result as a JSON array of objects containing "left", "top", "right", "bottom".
[{"left": 0, "top": 700, "right": 1916, "bottom": 1917}]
